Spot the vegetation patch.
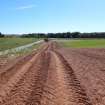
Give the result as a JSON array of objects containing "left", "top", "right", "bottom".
[
  {"left": 0, "top": 38, "right": 39, "bottom": 51},
  {"left": 60, "top": 39, "right": 105, "bottom": 48}
]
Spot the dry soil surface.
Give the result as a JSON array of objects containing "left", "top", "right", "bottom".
[
  {"left": 58, "top": 47, "right": 105, "bottom": 105},
  {"left": 0, "top": 41, "right": 104, "bottom": 105}
]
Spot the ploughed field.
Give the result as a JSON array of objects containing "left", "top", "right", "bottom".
[
  {"left": 58, "top": 48, "right": 105, "bottom": 105},
  {"left": 0, "top": 41, "right": 104, "bottom": 105}
]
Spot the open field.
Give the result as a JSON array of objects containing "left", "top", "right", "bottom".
[
  {"left": 0, "top": 41, "right": 104, "bottom": 104},
  {"left": 60, "top": 39, "right": 105, "bottom": 48},
  {"left": 0, "top": 38, "right": 39, "bottom": 51}
]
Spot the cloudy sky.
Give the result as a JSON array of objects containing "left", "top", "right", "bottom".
[{"left": 0, "top": 0, "right": 105, "bottom": 34}]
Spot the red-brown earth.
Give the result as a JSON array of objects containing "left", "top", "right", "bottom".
[
  {"left": 0, "top": 41, "right": 104, "bottom": 105},
  {"left": 58, "top": 47, "right": 105, "bottom": 105}
]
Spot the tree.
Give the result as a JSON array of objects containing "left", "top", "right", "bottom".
[
  {"left": 0, "top": 32, "right": 4, "bottom": 37},
  {"left": 0, "top": 32, "right": 2, "bottom": 36},
  {"left": 71, "top": 32, "right": 80, "bottom": 38}
]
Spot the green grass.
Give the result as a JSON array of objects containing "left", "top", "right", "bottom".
[
  {"left": 60, "top": 39, "right": 105, "bottom": 48},
  {"left": 0, "top": 38, "right": 39, "bottom": 51}
]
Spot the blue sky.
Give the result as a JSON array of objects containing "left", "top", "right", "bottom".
[{"left": 0, "top": 0, "right": 105, "bottom": 34}]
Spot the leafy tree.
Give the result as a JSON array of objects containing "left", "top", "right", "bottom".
[{"left": 0, "top": 32, "right": 4, "bottom": 37}]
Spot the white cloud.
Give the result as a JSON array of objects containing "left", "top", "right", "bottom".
[{"left": 16, "top": 4, "right": 36, "bottom": 10}]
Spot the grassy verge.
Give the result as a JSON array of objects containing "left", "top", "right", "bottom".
[
  {"left": 60, "top": 39, "right": 105, "bottom": 48},
  {"left": 0, "top": 38, "right": 40, "bottom": 51}
]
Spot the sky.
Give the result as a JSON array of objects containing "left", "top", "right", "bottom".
[{"left": 0, "top": 0, "right": 105, "bottom": 34}]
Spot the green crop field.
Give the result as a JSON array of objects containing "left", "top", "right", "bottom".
[
  {"left": 60, "top": 39, "right": 105, "bottom": 48},
  {"left": 0, "top": 38, "right": 39, "bottom": 51}
]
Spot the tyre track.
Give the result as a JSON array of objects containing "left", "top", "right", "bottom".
[
  {"left": 1, "top": 51, "right": 50, "bottom": 105},
  {"left": 25, "top": 51, "right": 50, "bottom": 105},
  {"left": 0, "top": 44, "right": 50, "bottom": 105},
  {"left": 0, "top": 52, "right": 39, "bottom": 104},
  {"left": 50, "top": 51, "right": 92, "bottom": 105},
  {"left": 0, "top": 43, "right": 49, "bottom": 86},
  {"left": 0, "top": 41, "right": 92, "bottom": 105},
  {"left": 0, "top": 52, "right": 37, "bottom": 85}
]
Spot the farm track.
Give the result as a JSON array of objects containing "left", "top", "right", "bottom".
[{"left": 0, "top": 42, "right": 92, "bottom": 105}]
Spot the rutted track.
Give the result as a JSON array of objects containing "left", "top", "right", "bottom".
[{"left": 0, "top": 42, "right": 92, "bottom": 105}]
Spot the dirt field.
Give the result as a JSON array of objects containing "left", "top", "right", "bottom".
[
  {"left": 58, "top": 47, "right": 105, "bottom": 105},
  {"left": 0, "top": 41, "right": 104, "bottom": 105}
]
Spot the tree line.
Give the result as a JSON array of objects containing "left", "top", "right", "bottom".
[
  {"left": 21, "top": 32, "right": 105, "bottom": 38},
  {"left": 1, "top": 32, "right": 105, "bottom": 38}
]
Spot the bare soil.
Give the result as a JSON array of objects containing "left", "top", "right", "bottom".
[
  {"left": 0, "top": 41, "right": 104, "bottom": 105},
  {"left": 58, "top": 47, "right": 105, "bottom": 105}
]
